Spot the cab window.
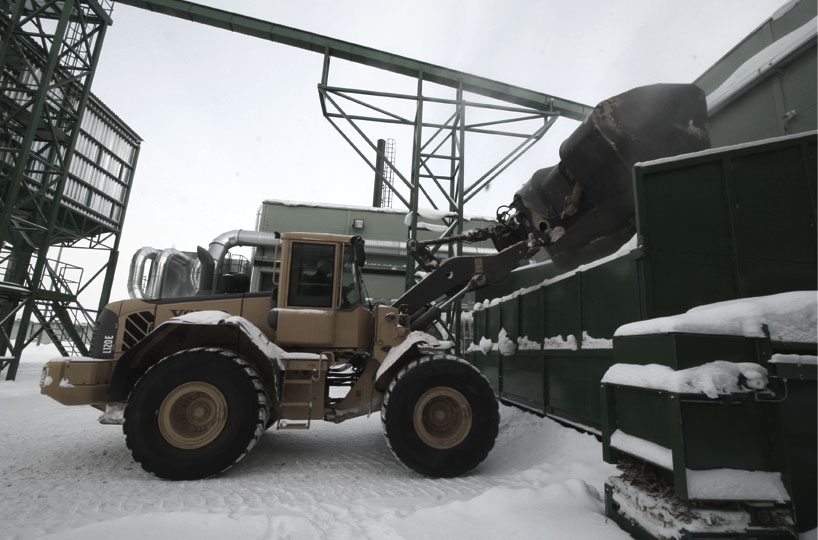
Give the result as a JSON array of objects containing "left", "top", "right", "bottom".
[
  {"left": 287, "top": 243, "right": 335, "bottom": 307},
  {"left": 339, "top": 246, "right": 364, "bottom": 310}
]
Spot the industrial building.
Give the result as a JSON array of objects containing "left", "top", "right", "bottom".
[{"left": 251, "top": 199, "right": 496, "bottom": 303}]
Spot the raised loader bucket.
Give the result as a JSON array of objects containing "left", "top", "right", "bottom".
[{"left": 511, "top": 83, "right": 710, "bottom": 270}]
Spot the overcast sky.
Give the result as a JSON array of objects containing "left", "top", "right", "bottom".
[{"left": 82, "top": 0, "right": 789, "bottom": 300}]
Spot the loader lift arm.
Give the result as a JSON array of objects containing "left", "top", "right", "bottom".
[{"left": 393, "top": 212, "right": 545, "bottom": 332}]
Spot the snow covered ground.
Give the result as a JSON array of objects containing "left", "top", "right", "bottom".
[
  {"left": 3, "top": 346, "right": 816, "bottom": 540},
  {"left": 1, "top": 346, "right": 627, "bottom": 540}
]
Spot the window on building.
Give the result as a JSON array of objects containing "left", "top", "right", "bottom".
[{"left": 287, "top": 243, "right": 335, "bottom": 308}]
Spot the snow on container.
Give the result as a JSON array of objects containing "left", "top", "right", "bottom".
[{"left": 469, "top": 131, "right": 816, "bottom": 433}]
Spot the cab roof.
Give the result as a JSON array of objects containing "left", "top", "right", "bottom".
[{"left": 280, "top": 232, "right": 356, "bottom": 243}]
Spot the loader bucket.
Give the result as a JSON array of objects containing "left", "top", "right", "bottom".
[{"left": 513, "top": 83, "right": 710, "bottom": 270}]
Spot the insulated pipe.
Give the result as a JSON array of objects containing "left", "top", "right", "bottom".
[
  {"left": 363, "top": 239, "right": 495, "bottom": 258},
  {"left": 127, "top": 247, "right": 161, "bottom": 299},
  {"left": 146, "top": 248, "right": 194, "bottom": 300},
  {"left": 205, "top": 230, "right": 282, "bottom": 292}
]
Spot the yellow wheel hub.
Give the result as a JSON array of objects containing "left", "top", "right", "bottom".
[
  {"left": 158, "top": 381, "right": 228, "bottom": 450},
  {"left": 413, "top": 386, "right": 472, "bottom": 449}
]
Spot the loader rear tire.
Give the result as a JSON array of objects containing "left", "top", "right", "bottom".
[
  {"left": 124, "top": 348, "right": 269, "bottom": 480},
  {"left": 381, "top": 355, "right": 499, "bottom": 477}
]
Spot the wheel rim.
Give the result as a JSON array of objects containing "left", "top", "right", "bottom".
[
  {"left": 413, "top": 386, "right": 472, "bottom": 449},
  {"left": 158, "top": 381, "right": 228, "bottom": 450}
]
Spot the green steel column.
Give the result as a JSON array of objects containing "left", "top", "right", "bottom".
[
  {"left": 96, "top": 144, "right": 142, "bottom": 313},
  {"left": 405, "top": 74, "right": 424, "bottom": 291},
  {"left": 0, "top": 247, "right": 31, "bottom": 356},
  {"left": 450, "top": 83, "right": 466, "bottom": 354},
  {"left": 0, "top": 1, "right": 26, "bottom": 69}
]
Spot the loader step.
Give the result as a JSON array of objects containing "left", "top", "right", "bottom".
[{"left": 277, "top": 419, "right": 310, "bottom": 430}]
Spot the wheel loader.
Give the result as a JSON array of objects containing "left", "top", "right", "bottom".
[{"left": 39, "top": 83, "right": 710, "bottom": 480}]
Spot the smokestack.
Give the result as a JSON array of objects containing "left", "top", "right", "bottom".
[{"left": 373, "top": 138, "right": 387, "bottom": 207}]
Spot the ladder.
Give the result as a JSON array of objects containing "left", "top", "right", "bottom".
[{"left": 276, "top": 356, "right": 326, "bottom": 430}]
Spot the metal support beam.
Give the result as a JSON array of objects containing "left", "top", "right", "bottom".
[{"left": 114, "top": 0, "right": 592, "bottom": 121}]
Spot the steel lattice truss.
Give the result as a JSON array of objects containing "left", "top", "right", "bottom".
[{"left": 0, "top": 0, "right": 117, "bottom": 380}]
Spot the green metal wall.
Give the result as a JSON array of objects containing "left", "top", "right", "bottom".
[
  {"left": 470, "top": 132, "right": 817, "bottom": 429},
  {"left": 695, "top": 0, "right": 817, "bottom": 146}
]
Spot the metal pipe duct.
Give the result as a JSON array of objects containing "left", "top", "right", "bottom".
[
  {"left": 146, "top": 248, "right": 195, "bottom": 300},
  {"left": 362, "top": 239, "right": 495, "bottom": 258},
  {"left": 204, "top": 230, "right": 281, "bottom": 293},
  {"left": 127, "top": 247, "right": 160, "bottom": 299}
]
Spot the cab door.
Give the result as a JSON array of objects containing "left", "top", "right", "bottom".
[{"left": 275, "top": 240, "right": 338, "bottom": 347}]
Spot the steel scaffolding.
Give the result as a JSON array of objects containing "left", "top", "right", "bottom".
[{"left": 0, "top": 0, "right": 140, "bottom": 380}]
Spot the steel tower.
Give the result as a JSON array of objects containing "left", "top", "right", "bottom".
[{"left": 0, "top": 1, "right": 140, "bottom": 379}]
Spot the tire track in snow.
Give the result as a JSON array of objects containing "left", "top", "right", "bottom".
[{"left": 1, "top": 367, "right": 620, "bottom": 540}]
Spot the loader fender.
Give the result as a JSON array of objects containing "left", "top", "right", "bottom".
[
  {"left": 108, "top": 311, "right": 283, "bottom": 403},
  {"left": 374, "top": 331, "right": 440, "bottom": 391}
]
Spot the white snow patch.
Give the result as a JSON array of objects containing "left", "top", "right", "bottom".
[
  {"left": 416, "top": 221, "right": 449, "bottom": 233},
  {"left": 419, "top": 207, "right": 456, "bottom": 220},
  {"left": 609, "top": 432, "right": 790, "bottom": 503},
  {"left": 686, "top": 469, "right": 790, "bottom": 502},
  {"left": 16, "top": 342, "right": 61, "bottom": 365},
  {"left": 58, "top": 378, "right": 73, "bottom": 388},
  {"left": 475, "top": 235, "right": 640, "bottom": 312},
  {"left": 517, "top": 335, "right": 541, "bottom": 351},
  {"left": 707, "top": 16, "right": 817, "bottom": 112},
  {"left": 498, "top": 328, "right": 516, "bottom": 356},
  {"left": 98, "top": 402, "right": 126, "bottom": 425},
  {"left": 372, "top": 479, "right": 626, "bottom": 540},
  {"left": 375, "top": 331, "right": 438, "bottom": 380},
  {"left": 1, "top": 360, "right": 630, "bottom": 540},
  {"left": 610, "top": 430, "right": 673, "bottom": 469},
  {"left": 636, "top": 131, "right": 814, "bottom": 169},
  {"left": 609, "top": 476, "right": 757, "bottom": 540},
  {"left": 581, "top": 331, "right": 612, "bottom": 349},
  {"left": 35, "top": 512, "right": 280, "bottom": 540},
  {"left": 770, "top": 353, "right": 818, "bottom": 366},
  {"left": 168, "top": 311, "right": 292, "bottom": 370},
  {"left": 602, "top": 361, "right": 768, "bottom": 399},
  {"left": 615, "top": 291, "right": 817, "bottom": 343},
  {"left": 542, "top": 234, "right": 639, "bottom": 287},
  {"left": 169, "top": 310, "right": 230, "bottom": 324},
  {"left": 543, "top": 334, "right": 578, "bottom": 351}
]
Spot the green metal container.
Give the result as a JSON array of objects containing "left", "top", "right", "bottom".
[{"left": 469, "top": 132, "right": 817, "bottom": 430}]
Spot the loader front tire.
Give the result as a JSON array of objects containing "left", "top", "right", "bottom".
[
  {"left": 124, "top": 348, "right": 269, "bottom": 480},
  {"left": 382, "top": 355, "right": 499, "bottom": 477}
]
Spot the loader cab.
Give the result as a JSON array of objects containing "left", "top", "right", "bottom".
[{"left": 272, "top": 233, "right": 370, "bottom": 350}]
